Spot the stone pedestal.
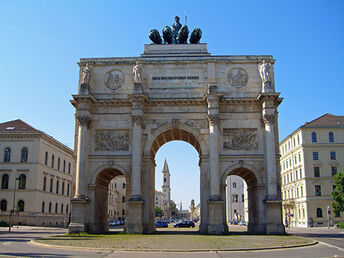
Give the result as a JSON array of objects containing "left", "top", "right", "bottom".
[
  {"left": 68, "top": 197, "right": 89, "bottom": 233},
  {"left": 126, "top": 199, "right": 144, "bottom": 234},
  {"left": 265, "top": 199, "right": 285, "bottom": 234},
  {"left": 207, "top": 199, "right": 226, "bottom": 234}
]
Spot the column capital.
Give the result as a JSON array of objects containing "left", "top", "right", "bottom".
[
  {"left": 77, "top": 116, "right": 91, "bottom": 127},
  {"left": 262, "top": 114, "right": 275, "bottom": 125},
  {"left": 208, "top": 114, "right": 220, "bottom": 126},
  {"left": 132, "top": 115, "right": 144, "bottom": 127}
]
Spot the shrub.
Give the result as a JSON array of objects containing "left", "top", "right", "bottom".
[
  {"left": 0, "top": 220, "right": 9, "bottom": 227},
  {"left": 336, "top": 222, "right": 344, "bottom": 229}
]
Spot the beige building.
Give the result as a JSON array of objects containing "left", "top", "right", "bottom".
[
  {"left": 108, "top": 176, "right": 126, "bottom": 221},
  {"left": 226, "top": 175, "right": 246, "bottom": 222},
  {"left": 154, "top": 190, "right": 164, "bottom": 211},
  {"left": 280, "top": 114, "right": 344, "bottom": 227},
  {"left": 0, "top": 120, "right": 73, "bottom": 226}
]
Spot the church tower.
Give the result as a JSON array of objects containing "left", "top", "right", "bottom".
[{"left": 162, "top": 159, "right": 171, "bottom": 218}]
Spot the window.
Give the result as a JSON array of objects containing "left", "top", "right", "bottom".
[
  {"left": 164, "top": 177, "right": 166, "bottom": 183},
  {"left": 45, "top": 152, "right": 48, "bottom": 165},
  {"left": 122, "top": 196, "right": 125, "bottom": 203},
  {"left": 43, "top": 176, "right": 47, "bottom": 191},
  {"left": 330, "top": 152, "right": 336, "bottom": 160},
  {"left": 18, "top": 174, "right": 26, "bottom": 189},
  {"left": 122, "top": 209, "right": 125, "bottom": 216},
  {"left": 299, "top": 168, "right": 302, "bottom": 179},
  {"left": 21, "top": 147, "right": 28, "bottom": 162},
  {"left": 297, "top": 135, "right": 300, "bottom": 145},
  {"left": 17, "top": 200, "right": 24, "bottom": 211},
  {"left": 63, "top": 160, "right": 66, "bottom": 172},
  {"left": 66, "top": 204, "right": 69, "bottom": 214},
  {"left": 61, "top": 204, "right": 64, "bottom": 214},
  {"left": 302, "top": 208, "right": 305, "bottom": 219},
  {"left": 57, "top": 158, "right": 60, "bottom": 170},
  {"left": 51, "top": 155, "right": 55, "bottom": 168},
  {"left": 313, "top": 152, "right": 319, "bottom": 160},
  {"left": 331, "top": 166, "right": 337, "bottom": 177},
  {"left": 242, "top": 194, "right": 244, "bottom": 202},
  {"left": 50, "top": 178, "right": 53, "bottom": 193},
  {"left": 1, "top": 174, "right": 9, "bottom": 189},
  {"left": 68, "top": 163, "right": 71, "bottom": 174},
  {"left": 314, "top": 167, "right": 320, "bottom": 177},
  {"left": 67, "top": 183, "right": 70, "bottom": 196},
  {"left": 298, "top": 153, "right": 301, "bottom": 162},
  {"left": 233, "top": 182, "right": 236, "bottom": 188},
  {"left": 0, "top": 200, "right": 7, "bottom": 211},
  {"left": 55, "top": 203, "right": 58, "bottom": 213},
  {"left": 41, "top": 201, "right": 45, "bottom": 213},
  {"left": 4, "top": 147, "right": 11, "bottom": 162},
  {"left": 329, "top": 132, "right": 334, "bottom": 143},
  {"left": 122, "top": 183, "right": 126, "bottom": 189},
  {"left": 316, "top": 208, "right": 322, "bottom": 218},
  {"left": 62, "top": 182, "right": 65, "bottom": 195},
  {"left": 315, "top": 185, "right": 321, "bottom": 196},
  {"left": 49, "top": 202, "right": 52, "bottom": 213},
  {"left": 312, "top": 132, "right": 317, "bottom": 142},
  {"left": 300, "top": 186, "right": 303, "bottom": 197},
  {"left": 56, "top": 180, "right": 59, "bottom": 194}
]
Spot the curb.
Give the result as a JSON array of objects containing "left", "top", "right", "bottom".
[{"left": 30, "top": 239, "right": 318, "bottom": 253}]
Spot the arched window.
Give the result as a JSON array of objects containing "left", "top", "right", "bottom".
[
  {"left": 4, "top": 147, "right": 11, "bottom": 162},
  {"left": 0, "top": 200, "right": 7, "bottom": 211},
  {"left": 55, "top": 203, "right": 58, "bottom": 213},
  {"left": 316, "top": 208, "right": 322, "bottom": 218},
  {"left": 57, "top": 158, "right": 60, "bottom": 170},
  {"left": 45, "top": 152, "right": 48, "bottom": 165},
  {"left": 62, "top": 182, "right": 65, "bottom": 195},
  {"left": 63, "top": 160, "right": 66, "bottom": 172},
  {"left": 122, "top": 183, "right": 126, "bottom": 189},
  {"left": 49, "top": 202, "right": 52, "bottom": 213},
  {"left": 56, "top": 180, "right": 59, "bottom": 194},
  {"left": 61, "top": 204, "right": 64, "bottom": 214},
  {"left": 50, "top": 178, "right": 53, "bottom": 193},
  {"left": 311, "top": 132, "right": 317, "bottom": 142},
  {"left": 17, "top": 200, "right": 24, "bottom": 212},
  {"left": 21, "top": 147, "right": 28, "bottom": 162},
  {"left": 122, "top": 196, "right": 125, "bottom": 203},
  {"left": 329, "top": 132, "right": 334, "bottom": 143},
  {"left": 41, "top": 201, "right": 45, "bottom": 213},
  {"left": 43, "top": 176, "right": 47, "bottom": 191},
  {"left": 1, "top": 174, "right": 9, "bottom": 189},
  {"left": 51, "top": 155, "right": 55, "bottom": 168},
  {"left": 18, "top": 174, "right": 26, "bottom": 189},
  {"left": 66, "top": 204, "right": 69, "bottom": 214}
]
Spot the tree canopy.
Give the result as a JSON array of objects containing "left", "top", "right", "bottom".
[{"left": 331, "top": 171, "right": 344, "bottom": 215}]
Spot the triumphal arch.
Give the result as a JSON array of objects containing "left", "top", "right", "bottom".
[{"left": 69, "top": 24, "right": 285, "bottom": 235}]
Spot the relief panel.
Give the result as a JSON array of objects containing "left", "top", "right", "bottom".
[
  {"left": 95, "top": 129, "right": 129, "bottom": 151},
  {"left": 223, "top": 128, "right": 258, "bottom": 151}
]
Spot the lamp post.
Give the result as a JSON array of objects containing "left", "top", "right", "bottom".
[
  {"left": 327, "top": 206, "right": 331, "bottom": 229},
  {"left": 8, "top": 177, "right": 19, "bottom": 232}
]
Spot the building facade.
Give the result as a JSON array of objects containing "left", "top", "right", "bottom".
[
  {"left": 108, "top": 176, "right": 126, "bottom": 221},
  {"left": 280, "top": 114, "right": 344, "bottom": 227},
  {"left": 0, "top": 120, "right": 73, "bottom": 226},
  {"left": 226, "top": 175, "right": 246, "bottom": 222}
]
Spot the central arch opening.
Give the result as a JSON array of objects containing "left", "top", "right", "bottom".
[{"left": 151, "top": 128, "right": 202, "bottom": 233}]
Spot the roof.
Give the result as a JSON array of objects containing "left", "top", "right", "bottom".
[
  {"left": 301, "top": 113, "right": 344, "bottom": 128},
  {"left": 0, "top": 119, "right": 41, "bottom": 133}
]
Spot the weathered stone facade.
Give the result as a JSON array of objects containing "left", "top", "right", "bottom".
[{"left": 69, "top": 44, "right": 284, "bottom": 234}]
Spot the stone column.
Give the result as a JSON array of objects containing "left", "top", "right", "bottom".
[
  {"left": 262, "top": 113, "right": 277, "bottom": 198},
  {"left": 208, "top": 114, "right": 220, "bottom": 199},
  {"left": 75, "top": 115, "right": 91, "bottom": 198},
  {"left": 130, "top": 115, "right": 143, "bottom": 199}
]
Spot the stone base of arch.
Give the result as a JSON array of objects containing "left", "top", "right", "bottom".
[
  {"left": 68, "top": 197, "right": 89, "bottom": 234},
  {"left": 208, "top": 199, "right": 227, "bottom": 234},
  {"left": 264, "top": 199, "right": 285, "bottom": 234},
  {"left": 126, "top": 199, "right": 144, "bottom": 234}
]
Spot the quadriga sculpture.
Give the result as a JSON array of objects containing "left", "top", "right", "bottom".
[
  {"left": 190, "top": 28, "right": 202, "bottom": 44},
  {"left": 149, "top": 29, "right": 162, "bottom": 44},
  {"left": 162, "top": 26, "right": 173, "bottom": 44},
  {"left": 177, "top": 25, "right": 189, "bottom": 44}
]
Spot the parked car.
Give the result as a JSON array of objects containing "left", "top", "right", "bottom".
[
  {"left": 232, "top": 220, "right": 238, "bottom": 225},
  {"left": 174, "top": 220, "right": 195, "bottom": 228},
  {"left": 109, "top": 220, "right": 116, "bottom": 226},
  {"left": 239, "top": 221, "right": 246, "bottom": 226},
  {"left": 155, "top": 220, "right": 169, "bottom": 228}
]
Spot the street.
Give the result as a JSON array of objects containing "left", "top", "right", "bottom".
[{"left": 0, "top": 226, "right": 343, "bottom": 257}]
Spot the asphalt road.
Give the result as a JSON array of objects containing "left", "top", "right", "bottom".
[{"left": 0, "top": 226, "right": 343, "bottom": 257}]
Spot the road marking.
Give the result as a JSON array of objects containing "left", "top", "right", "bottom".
[
  {"left": 2, "top": 242, "right": 10, "bottom": 245},
  {"left": 318, "top": 241, "right": 344, "bottom": 252},
  {"left": 331, "top": 238, "right": 344, "bottom": 241}
]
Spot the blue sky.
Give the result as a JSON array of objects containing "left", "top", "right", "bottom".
[{"left": 1, "top": 0, "right": 343, "bottom": 209}]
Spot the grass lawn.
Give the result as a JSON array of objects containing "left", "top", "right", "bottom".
[{"left": 34, "top": 226, "right": 313, "bottom": 251}]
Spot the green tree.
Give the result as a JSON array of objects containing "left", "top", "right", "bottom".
[
  {"left": 331, "top": 171, "right": 344, "bottom": 215},
  {"left": 155, "top": 206, "right": 164, "bottom": 218}
]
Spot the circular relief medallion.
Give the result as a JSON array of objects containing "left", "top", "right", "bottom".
[
  {"left": 227, "top": 68, "right": 248, "bottom": 88},
  {"left": 104, "top": 70, "right": 125, "bottom": 90}
]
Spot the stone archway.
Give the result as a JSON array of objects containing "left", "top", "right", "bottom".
[{"left": 69, "top": 43, "right": 285, "bottom": 235}]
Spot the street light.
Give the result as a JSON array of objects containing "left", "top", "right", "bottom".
[{"left": 8, "top": 177, "right": 19, "bottom": 232}]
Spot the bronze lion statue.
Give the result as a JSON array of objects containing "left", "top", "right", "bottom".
[
  {"left": 149, "top": 29, "right": 162, "bottom": 44},
  {"left": 190, "top": 28, "right": 202, "bottom": 44},
  {"left": 177, "top": 25, "right": 189, "bottom": 44}
]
